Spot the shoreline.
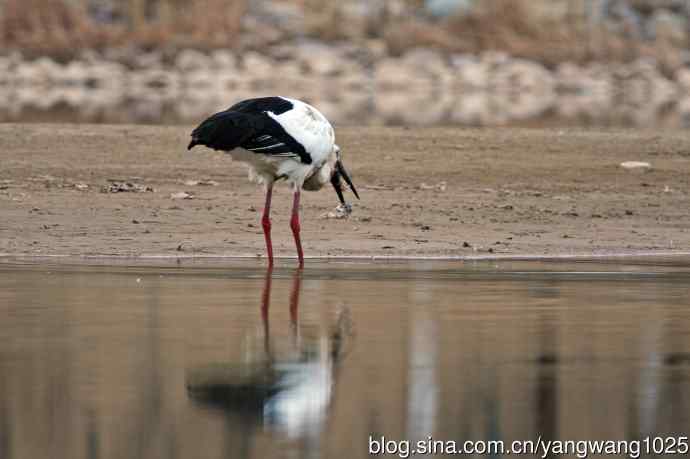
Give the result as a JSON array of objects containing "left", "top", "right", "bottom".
[{"left": 3, "top": 250, "right": 690, "bottom": 262}]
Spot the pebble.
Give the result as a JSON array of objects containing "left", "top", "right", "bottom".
[
  {"left": 170, "top": 191, "right": 193, "bottom": 200},
  {"left": 620, "top": 161, "right": 652, "bottom": 170}
]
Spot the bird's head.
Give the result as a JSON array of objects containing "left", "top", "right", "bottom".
[{"left": 330, "top": 145, "right": 360, "bottom": 206}]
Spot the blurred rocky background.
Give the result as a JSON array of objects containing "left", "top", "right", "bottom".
[{"left": 2, "top": 0, "right": 690, "bottom": 127}]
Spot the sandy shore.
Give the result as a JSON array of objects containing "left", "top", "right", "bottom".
[{"left": 1, "top": 124, "right": 689, "bottom": 260}]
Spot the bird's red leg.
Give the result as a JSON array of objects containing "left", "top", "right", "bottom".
[
  {"left": 262, "top": 184, "right": 274, "bottom": 267},
  {"left": 289, "top": 268, "right": 302, "bottom": 328},
  {"left": 290, "top": 190, "right": 304, "bottom": 268},
  {"left": 261, "top": 266, "right": 273, "bottom": 357}
]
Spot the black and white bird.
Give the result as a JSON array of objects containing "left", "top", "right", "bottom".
[{"left": 187, "top": 96, "right": 359, "bottom": 267}]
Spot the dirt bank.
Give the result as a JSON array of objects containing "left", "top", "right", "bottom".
[{"left": 1, "top": 124, "right": 689, "bottom": 260}]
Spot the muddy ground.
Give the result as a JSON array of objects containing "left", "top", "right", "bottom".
[{"left": 1, "top": 124, "right": 689, "bottom": 260}]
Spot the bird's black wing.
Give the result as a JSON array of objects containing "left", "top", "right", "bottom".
[
  {"left": 189, "top": 97, "right": 311, "bottom": 164},
  {"left": 241, "top": 133, "right": 296, "bottom": 156}
]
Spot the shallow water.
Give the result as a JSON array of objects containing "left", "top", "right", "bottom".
[{"left": 1, "top": 260, "right": 690, "bottom": 459}]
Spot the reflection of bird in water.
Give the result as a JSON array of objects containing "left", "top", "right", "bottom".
[{"left": 186, "top": 268, "right": 353, "bottom": 439}]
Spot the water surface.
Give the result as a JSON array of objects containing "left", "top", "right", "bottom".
[{"left": 1, "top": 260, "right": 689, "bottom": 458}]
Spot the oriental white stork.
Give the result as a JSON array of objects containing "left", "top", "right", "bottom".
[{"left": 188, "top": 96, "right": 359, "bottom": 267}]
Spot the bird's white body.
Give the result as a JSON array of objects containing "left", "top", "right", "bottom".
[{"left": 228, "top": 97, "right": 337, "bottom": 191}]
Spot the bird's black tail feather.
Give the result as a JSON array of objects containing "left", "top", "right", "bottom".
[{"left": 188, "top": 111, "right": 261, "bottom": 151}]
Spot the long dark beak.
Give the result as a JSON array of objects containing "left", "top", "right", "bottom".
[
  {"left": 335, "top": 159, "right": 359, "bottom": 201},
  {"left": 331, "top": 171, "right": 346, "bottom": 205}
]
